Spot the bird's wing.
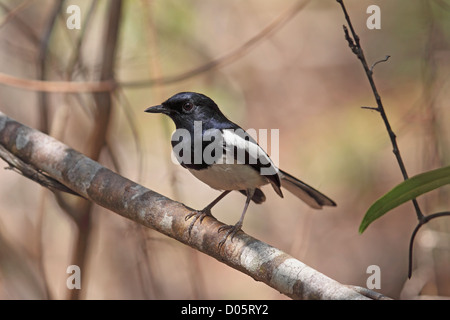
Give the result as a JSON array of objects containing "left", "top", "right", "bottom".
[{"left": 219, "top": 127, "right": 283, "bottom": 197}]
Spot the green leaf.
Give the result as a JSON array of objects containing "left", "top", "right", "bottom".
[{"left": 359, "top": 165, "right": 450, "bottom": 233}]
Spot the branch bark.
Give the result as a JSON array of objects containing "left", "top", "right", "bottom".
[{"left": 0, "top": 112, "right": 383, "bottom": 300}]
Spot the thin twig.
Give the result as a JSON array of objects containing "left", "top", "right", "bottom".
[
  {"left": 0, "top": 145, "right": 80, "bottom": 196},
  {"left": 408, "top": 211, "right": 450, "bottom": 278},
  {"left": 370, "top": 55, "right": 391, "bottom": 72},
  {"left": 336, "top": 0, "right": 424, "bottom": 222},
  {"left": 336, "top": 1, "right": 450, "bottom": 281},
  {"left": 361, "top": 106, "right": 379, "bottom": 111}
]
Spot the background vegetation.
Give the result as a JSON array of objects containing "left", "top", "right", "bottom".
[{"left": 0, "top": 0, "right": 449, "bottom": 299}]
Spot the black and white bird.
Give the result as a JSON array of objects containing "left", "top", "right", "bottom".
[{"left": 145, "top": 92, "right": 336, "bottom": 247}]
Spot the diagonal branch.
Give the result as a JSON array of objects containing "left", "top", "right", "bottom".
[
  {"left": 335, "top": 0, "right": 449, "bottom": 280},
  {"left": 0, "top": 112, "right": 386, "bottom": 300},
  {"left": 0, "top": 144, "right": 80, "bottom": 196},
  {"left": 336, "top": 0, "right": 424, "bottom": 221}
]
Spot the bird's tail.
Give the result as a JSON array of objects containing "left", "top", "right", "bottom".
[{"left": 278, "top": 169, "right": 336, "bottom": 209}]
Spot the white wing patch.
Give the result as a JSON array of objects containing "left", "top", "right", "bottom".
[{"left": 221, "top": 129, "right": 278, "bottom": 174}]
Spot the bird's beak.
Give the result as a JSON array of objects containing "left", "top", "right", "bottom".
[{"left": 144, "top": 104, "right": 169, "bottom": 114}]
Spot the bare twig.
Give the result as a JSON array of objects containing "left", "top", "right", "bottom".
[
  {"left": 0, "top": 112, "right": 378, "bottom": 300},
  {"left": 370, "top": 55, "right": 391, "bottom": 72},
  {"left": 361, "top": 106, "right": 379, "bottom": 111},
  {"left": 336, "top": 0, "right": 423, "bottom": 220},
  {"left": 408, "top": 211, "right": 450, "bottom": 278},
  {"left": 0, "top": 144, "right": 80, "bottom": 196},
  {"left": 64, "top": 0, "right": 99, "bottom": 78},
  {"left": 336, "top": 0, "right": 450, "bottom": 280}
]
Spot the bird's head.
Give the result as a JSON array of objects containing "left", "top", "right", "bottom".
[{"left": 145, "top": 92, "right": 228, "bottom": 130}]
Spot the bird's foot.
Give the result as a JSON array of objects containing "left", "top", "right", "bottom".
[
  {"left": 217, "top": 222, "right": 242, "bottom": 250},
  {"left": 185, "top": 209, "right": 212, "bottom": 236}
]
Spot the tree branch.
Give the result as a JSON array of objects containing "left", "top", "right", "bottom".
[
  {"left": 336, "top": 0, "right": 424, "bottom": 221},
  {"left": 336, "top": 0, "right": 440, "bottom": 279},
  {"left": 0, "top": 112, "right": 384, "bottom": 300},
  {"left": 0, "top": 144, "right": 80, "bottom": 196}
]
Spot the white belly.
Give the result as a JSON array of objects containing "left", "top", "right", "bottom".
[{"left": 188, "top": 164, "right": 268, "bottom": 191}]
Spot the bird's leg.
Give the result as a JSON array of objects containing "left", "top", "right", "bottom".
[
  {"left": 185, "top": 190, "right": 231, "bottom": 236},
  {"left": 218, "top": 189, "right": 254, "bottom": 249}
]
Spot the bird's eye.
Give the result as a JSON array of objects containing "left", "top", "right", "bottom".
[{"left": 182, "top": 102, "right": 194, "bottom": 112}]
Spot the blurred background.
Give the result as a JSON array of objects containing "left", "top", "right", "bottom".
[{"left": 0, "top": 0, "right": 449, "bottom": 299}]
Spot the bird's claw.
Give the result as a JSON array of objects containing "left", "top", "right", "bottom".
[
  {"left": 217, "top": 223, "right": 242, "bottom": 250},
  {"left": 185, "top": 209, "right": 212, "bottom": 236}
]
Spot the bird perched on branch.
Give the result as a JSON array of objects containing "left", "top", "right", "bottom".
[{"left": 145, "top": 92, "right": 336, "bottom": 248}]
